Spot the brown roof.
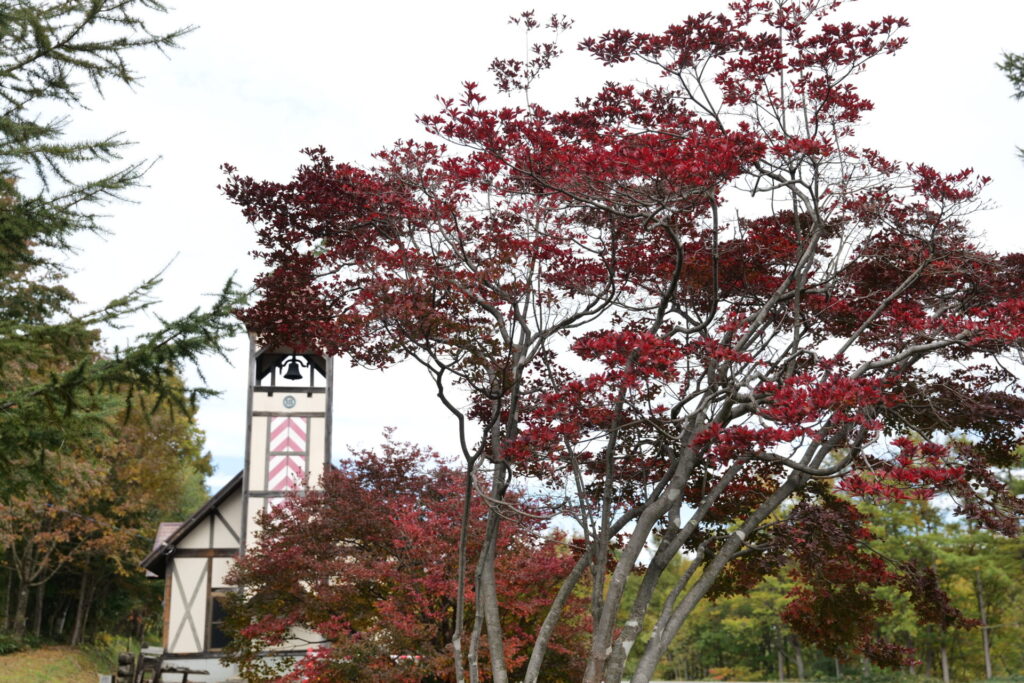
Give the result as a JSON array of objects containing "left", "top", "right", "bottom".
[
  {"left": 152, "top": 522, "right": 184, "bottom": 550},
  {"left": 144, "top": 522, "right": 185, "bottom": 578},
  {"left": 140, "top": 471, "right": 243, "bottom": 578}
]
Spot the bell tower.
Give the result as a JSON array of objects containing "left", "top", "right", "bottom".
[{"left": 240, "top": 331, "right": 333, "bottom": 552}]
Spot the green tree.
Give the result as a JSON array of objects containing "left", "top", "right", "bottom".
[
  {"left": 998, "top": 52, "right": 1024, "bottom": 159},
  {"left": 0, "top": 0, "right": 242, "bottom": 495},
  {"left": 998, "top": 53, "right": 1024, "bottom": 100},
  {"left": 0, "top": 453, "right": 98, "bottom": 640},
  {"left": 0, "top": 379, "right": 211, "bottom": 644},
  {"left": 931, "top": 526, "right": 1022, "bottom": 680},
  {"left": 63, "top": 384, "right": 211, "bottom": 646}
]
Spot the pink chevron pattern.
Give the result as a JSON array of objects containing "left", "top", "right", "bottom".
[
  {"left": 269, "top": 416, "right": 308, "bottom": 454},
  {"left": 268, "top": 454, "right": 305, "bottom": 491}
]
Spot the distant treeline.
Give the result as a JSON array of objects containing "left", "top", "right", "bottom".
[{"left": 0, "top": 393, "right": 209, "bottom": 652}]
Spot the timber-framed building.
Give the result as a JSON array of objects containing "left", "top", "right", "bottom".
[{"left": 141, "top": 334, "right": 333, "bottom": 682}]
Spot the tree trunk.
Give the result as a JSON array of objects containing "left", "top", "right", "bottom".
[
  {"left": 70, "top": 569, "right": 93, "bottom": 646},
  {"left": 834, "top": 656, "right": 841, "bottom": 678},
  {"left": 3, "top": 557, "right": 14, "bottom": 632},
  {"left": 629, "top": 475, "right": 808, "bottom": 683},
  {"left": 975, "top": 570, "right": 993, "bottom": 679},
  {"left": 480, "top": 523, "right": 508, "bottom": 683},
  {"left": 82, "top": 583, "right": 96, "bottom": 643},
  {"left": 604, "top": 534, "right": 703, "bottom": 683},
  {"left": 522, "top": 547, "right": 593, "bottom": 683},
  {"left": 50, "top": 599, "right": 69, "bottom": 639},
  {"left": 940, "top": 645, "right": 950, "bottom": 683},
  {"left": 777, "top": 628, "right": 786, "bottom": 682},
  {"left": 792, "top": 635, "right": 805, "bottom": 680},
  {"left": 31, "top": 580, "right": 44, "bottom": 638},
  {"left": 60, "top": 600, "right": 70, "bottom": 638},
  {"left": 132, "top": 610, "right": 146, "bottom": 643},
  {"left": 451, "top": 467, "right": 475, "bottom": 683},
  {"left": 468, "top": 549, "right": 486, "bottom": 683},
  {"left": 86, "top": 580, "right": 106, "bottom": 642},
  {"left": 11, "top": 580, "right": 29, "bottom": 640}
]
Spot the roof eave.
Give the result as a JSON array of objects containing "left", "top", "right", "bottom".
[{"left": 139, "top": 471, "right": 244, "bottom": 577}]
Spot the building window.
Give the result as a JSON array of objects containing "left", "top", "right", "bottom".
[{"left": 208, "top": 589, "right": 232, "bottom": 651}]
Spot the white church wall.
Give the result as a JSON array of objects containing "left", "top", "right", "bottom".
[
  {"left": 211, "top": 557, "right": 234, "bottom": 588},
  {"left": 166, "top": 557, "right": 209, "bottom": 654},
  {"left": 174, "top": 518, "right": 210, "bottom": 550},
  {"left": 212, "top": 491, "right": 243, "bottom": 547}
]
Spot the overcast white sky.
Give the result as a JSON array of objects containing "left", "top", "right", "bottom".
[{"left": 61, "top": 1, "right": 1024, "bottom": 492}]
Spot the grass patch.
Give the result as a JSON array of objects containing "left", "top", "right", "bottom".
[{"left": 0, "top": 645, "right": 104, "bottom": 683}]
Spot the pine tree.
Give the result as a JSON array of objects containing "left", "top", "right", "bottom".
[
  {"left": 0, "top": 1, "right": 242, "bottom": 495},
  {"left": 998, "top": 52, "right": 1024, "bottom": 160},
  {"left": 998, "top": 52, "right": 1024, "bottom": 100}
]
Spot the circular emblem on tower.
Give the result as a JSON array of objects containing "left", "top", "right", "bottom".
[{"left": 282, "top": 395, "right": 296, "bottom": 409}]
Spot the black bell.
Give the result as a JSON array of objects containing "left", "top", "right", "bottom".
[{"left": 282, "top": 358, "right": 303, "bottom": 380}]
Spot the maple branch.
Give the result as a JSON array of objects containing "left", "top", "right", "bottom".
[{"left": 837, "top": 259, "right": 931, "bottom": 357}]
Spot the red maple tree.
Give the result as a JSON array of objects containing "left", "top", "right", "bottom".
[
  {"left": 223, "top": 441, "right": 589, "bottom": 682},
  {"left": 223, "top": 2, "right": 1024, "bottom": 681}
]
